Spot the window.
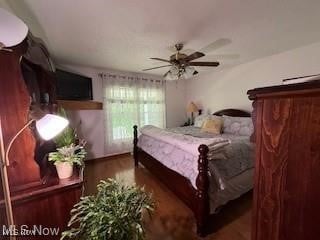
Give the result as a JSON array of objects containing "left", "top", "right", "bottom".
[{"left": 102, "top": 74, "right": 165, "bottom": 155}]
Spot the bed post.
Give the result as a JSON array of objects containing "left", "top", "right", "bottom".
[
  {"left": 195, "top": 144, "right": 210, "bottom": 237},
  {"left": 133, "top": 125, "right": 139, "bottom": 167}
]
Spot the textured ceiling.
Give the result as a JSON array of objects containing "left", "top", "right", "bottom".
[{"left": 8, "top": 0, "right": 320, "bottom": 75}]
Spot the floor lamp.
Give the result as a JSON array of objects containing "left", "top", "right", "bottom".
[
  {"left": 0, "top": 9, "right": 69, "bottom": 239},
  {"left": 0, "top": 112, "right": 68, "bottom": 240}
]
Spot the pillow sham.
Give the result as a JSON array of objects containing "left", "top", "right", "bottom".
[
  {"left": 222, "top": 115, "right": 253, "bottom": 136},
  {"left": 201, "top": 118, "right": 223, "bottom": 134},
  {"left": 194, "top": 114, "right": 211, "bottom": 127},
  {"left": 194, "top": 114, "right": 222, "bottom": 128}
]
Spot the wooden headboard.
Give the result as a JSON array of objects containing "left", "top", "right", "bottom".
[
  {"left": 213, "top": 108, "right": 254, "bottom": 142},
  {"left": 213, "top": 108, "right": 251, "bottom": 117}
]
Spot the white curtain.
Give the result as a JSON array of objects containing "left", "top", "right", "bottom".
[{"left": 101, "top": 73, "right": 166, "bottom": 155}]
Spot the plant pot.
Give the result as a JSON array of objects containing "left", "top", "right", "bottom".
[{"left": 55, "top": 162, "right": 73, "bottom": 179}]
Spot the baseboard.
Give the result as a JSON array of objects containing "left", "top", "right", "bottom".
[{"left": 85, "top": 152, "right": 131, "bottom": 163}]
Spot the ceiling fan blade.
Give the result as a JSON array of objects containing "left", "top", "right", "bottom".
[
  {"left": 180, "top": 48, "right": 195, "bottom": 55},
  {"left": 189, "top": 61, "right": 220, "bottom": 67},
  {"left": 143, "top": 65, "right": 172, "bottom": 71},
  {"left": 199, "top": 38, "right": 232, "bottom": 53},
  {"left": 150, "top": 57, "right": 171, "bottom": 63},
  {"left": 163, "top": 71, "right": 170, "bottom": 78},
  {"left": 184, "top": 52, "right": 205, "bottom": 62}
]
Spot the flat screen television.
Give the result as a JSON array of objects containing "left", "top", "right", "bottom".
[{"left": 55, "top": 69, "right": 93, "bottom": 100}]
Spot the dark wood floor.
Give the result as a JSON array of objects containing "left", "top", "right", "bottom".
[{"left": 84, "top": 154, "right": 252, "bottom": 240}]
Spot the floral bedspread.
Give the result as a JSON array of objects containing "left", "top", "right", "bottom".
[{"left": 138, "top": 126, "right": 254, "bottom": 189}]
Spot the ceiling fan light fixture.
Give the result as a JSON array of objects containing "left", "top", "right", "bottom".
[
  {"left": 181, "top": 66, "right": 198, "bottom": 79},
  {"left": 164, "top": 65, "right": 197, "bottom": 81},
  {"left": 170, "top": 65, "right": 179, "bottom": 75},
  {"left": 184, "top": 66, "right": 195, "bottom": 77},
  {"left": 164, "top": 70, "right": 175, "bottom": 81}
]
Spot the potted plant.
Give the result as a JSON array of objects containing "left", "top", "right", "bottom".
[
  {"left": 48, "top": 143, "right": 86, "bottom": 179},
  {"left": 61, "top": 179, "right": 154, "bottom": 240},
  {"left": 48, "top": 108, "right": 86, "bottom": 179}
]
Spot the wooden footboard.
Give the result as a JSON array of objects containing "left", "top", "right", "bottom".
[{"left": 133, "top": 125, "right": 210, "bottom": 236}]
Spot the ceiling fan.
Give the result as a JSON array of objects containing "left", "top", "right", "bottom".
[{"left": 143, "top": 40, "right": 233, "bottom": 80}]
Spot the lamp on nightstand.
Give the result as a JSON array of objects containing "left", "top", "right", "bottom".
[{"left": 187, "top": 102, "right": 199, "bottom": 125}]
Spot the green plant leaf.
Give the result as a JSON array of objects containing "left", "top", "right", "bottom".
[
  {"left": 54, "top": 107, "right": 77, "bottom": 148},
  {"left": 48, "top": 144, "right": 86, "bottom": 166},
  {"left": 61, "top": 179, "right": 154, "bottom": 240}
]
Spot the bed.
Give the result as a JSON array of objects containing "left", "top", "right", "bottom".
[{"left": 133, "top": 109, "right": 254, "bottom": 237}]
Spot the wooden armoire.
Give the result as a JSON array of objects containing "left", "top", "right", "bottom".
[
  {"left": 0, "top": 36, "right": 82, "bottom": 239},
  {"left": 248, "top": 81, "right": 320, "bottom": 240}
]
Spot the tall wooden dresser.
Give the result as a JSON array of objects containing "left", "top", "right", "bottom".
[{"left": 248, "top": 82, "right": 320, "bottom": 240}]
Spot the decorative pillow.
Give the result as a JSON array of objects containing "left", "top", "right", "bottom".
[
  {"left": 222, "top": 115, "right": 253, "bottom": 136},
  {"left": 201, "top": 118, "right": 223, "bottom": 134},
  {"left": 194, "top": 114, "right": 211, "bottom": 128}
]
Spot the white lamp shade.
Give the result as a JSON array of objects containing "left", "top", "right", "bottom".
[
  {"left": 187, "top": 102, "right": 199, "bottom": 113},
  {"left": 36, "top": 114, "right": 69, "bottom": 141},
  {"left": 0, "top": 8, "right": 28, "bottom": 47},
  {"left": 184, "top": 66, "right": 195, "bottom": 77},
  {"left": 170, "top": 65, "right": 179, "bottom": 75}
]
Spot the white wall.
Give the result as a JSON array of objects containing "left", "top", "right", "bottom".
[
  {"left": 58, "top": 64, "right": 186, "bottom": 159},
  {"left": 185, "top": 41, "right": 320, "bottom": 113},
  {"left": 165, "top": 80, "right": 187, "bottom": 127}
]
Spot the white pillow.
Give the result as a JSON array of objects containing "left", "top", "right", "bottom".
[
  {"left": 222, "top": 115, "right": 253, "bottom": 136},
  {"left": 194, "top": 114, "right": 210, "bottom": 127},
  {"left": 194, "top": 115, "right": 222, "bottom": 128}
]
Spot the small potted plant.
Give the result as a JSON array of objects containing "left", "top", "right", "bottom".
[
  {"left": 48, "top": 143, "right": 86, "bottom": 179},
  {"left": 48, "top": 108, "right": 86, "bottom": 179},
  {"left": 61, "top": 179, "right": 154, "bottom": 240}
]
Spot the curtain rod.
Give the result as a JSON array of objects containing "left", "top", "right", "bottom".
[{"left": 98, "top": 72, "right": 164, "bottom": 83}]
